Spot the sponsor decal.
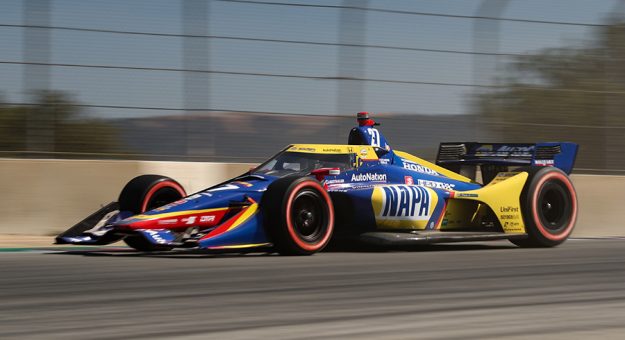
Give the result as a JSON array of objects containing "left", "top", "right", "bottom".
[
  {"left": 503, "top": 221, "right": 521, "bottom": 229},
  {"left": 200, "top": 215, "right": 216, "bottom": 223},
  {"left": 322, "top": 148, "right": 343, "bottom": 153},
  {"left": 360, "top": 148, "right": 369, "bottom": 158},
  {"left": 476, "top": 145, "right": 534, "bottom": 157},
  {"left": 142, "top": 229, "right": 169, "bottom": 244},
  {"left": 351, "top": 173, "right": 387, "bottom": 182},
  {"left": 325, "top": 179, "right": 345, "bottom": 184},
  {"left": 499, "top": 206, "right": 520, "bottom": 221},
  {"left": 500, "top": 206, "right": 519, "bottom": 213},
  {"left": 401, "top": 159, "right": 439, "bottom": 176},
  {"left": 456, "top": 193, "right": 478, "bottom": 198},
  {"left": 293, "top": 147, "right": 316, "bottom": 152},
  {"left": 379, "top": 158, "right": 390, "bottom": 165},
  {"left": 328, "top": 188, "right": 350, "bottom": 192},
  {"left": 498, "top": 145, "right": 534, "bottom": 153},
  {"left": 371, "top": 185, "right": 439, "bottom": 229},
  {"left": 487, "top": 172, "right": 521, "bottom": 186},
  {"left": 187, "top": 214, "right": 221, "bottom": 225},
  {"left": 158, "top": 215, "right": 217, "bottom": 226},
  {"left": 417, "top": 179, "right": 455, "bottom": 190},
  {"left": 380, "top": 185, "right": 430, "bottom": 220},
  {"left": 404, "top": 176, "right": 414, "bottom": 185},
  {"left": 181, "top": 216, "right": 197, "bottom": 225},
  {"left": 535, "top": 159, "right": 555, "bottom": 166}
]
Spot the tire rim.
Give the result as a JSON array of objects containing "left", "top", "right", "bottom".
[
  {"left": 290, "top": 189, "right": 327, "bottom": 243},
  {"left": 537, "top": 180, "right": 572, "bottom": 233}
]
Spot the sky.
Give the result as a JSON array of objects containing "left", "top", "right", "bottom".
[{"left": 0, "top": 0, "right": 623, "bottom": 118}]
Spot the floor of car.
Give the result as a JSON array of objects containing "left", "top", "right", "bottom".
[{"left": 358, "top": 230, "right": 526, "bottom": 246}]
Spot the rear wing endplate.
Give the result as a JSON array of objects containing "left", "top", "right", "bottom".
[{"left": 436, "top": 142, "right": 578, "bottom": 175}]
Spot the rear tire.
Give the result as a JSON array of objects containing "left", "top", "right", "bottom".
[
  {"left": 262, "top": 176, "right": 334, "bottom": 255},
  {"left": 118, "top": 175, "right": 186, "bottom": 251},
  {"left": 511, "top": 167, "right": 577, "bottom": 247}
]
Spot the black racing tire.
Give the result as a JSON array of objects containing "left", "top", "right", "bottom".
[
  {"left": 118, "top": 175, "right": 186, "bottom": 214},
  {"left": 262, "top": 176, "right": 335, "bottom": 255},
  {"left": 510, "top": 167, "right": 578, "bottom": 248},
  {"left": 118, "top": 175, "right": 186, "bottom": 251}
]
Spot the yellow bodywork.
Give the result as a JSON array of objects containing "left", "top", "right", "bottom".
[
  {"left": 444, "top": 172, "right": 528, "bottom": 233},
  {"left": 287, "top": 144, "right": 379, "bottom": 160}
]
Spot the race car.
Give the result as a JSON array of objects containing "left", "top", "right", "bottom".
[{"left": 56, "top": 117, "right": 578, "bottom": 255}]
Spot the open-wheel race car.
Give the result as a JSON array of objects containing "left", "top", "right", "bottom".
[{"left": 56, "top": 116, "right": 579, "bottom": 255}]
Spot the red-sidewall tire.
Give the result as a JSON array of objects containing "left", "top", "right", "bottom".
[
  {"left": 262, "top": 176, "right": 334, "bottom": 255},
  {"left": 511, "top": 167, "right": 577, "bottom": 247},
  {"left": 118, "top": 175, "right": 186, "bottom": 251},
  {"left": 118, "top": 175, "right": 186, "bottom": 214}
]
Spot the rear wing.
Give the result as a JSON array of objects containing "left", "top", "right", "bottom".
[{"left": 436, "top": 142, "right": 578, "bottom": 175}]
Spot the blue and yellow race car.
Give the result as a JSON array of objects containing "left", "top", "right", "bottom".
[{"left": 56, "top": 116, "right": 578, "bottom": 255}]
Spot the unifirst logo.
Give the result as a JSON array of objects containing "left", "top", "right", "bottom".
[
  {"left": 351, "top": 173, "right": 387, "bottom": 182},
  {"left": 380, "top": 185, "right": 430, "bottom": 220}
]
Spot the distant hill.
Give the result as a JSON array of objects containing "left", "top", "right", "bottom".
[{"left": 110, "top": 112, "right": 490, "bottom": 162}]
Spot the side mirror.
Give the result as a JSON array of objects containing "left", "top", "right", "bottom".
[{"left": 310, "top": 168, "right": 341, "bottom": 181}]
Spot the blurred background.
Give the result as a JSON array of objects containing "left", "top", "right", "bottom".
[{"left": 2, "top": 0, "right": 625, "bottom": 171}]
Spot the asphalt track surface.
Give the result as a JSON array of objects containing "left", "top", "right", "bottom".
[{"left": 1, "top": 239, "right": 625, "bottom": 339}]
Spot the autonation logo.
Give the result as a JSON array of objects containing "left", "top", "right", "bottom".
[{"left": 351, "top": 173, "right": 387, "bottom": 182}]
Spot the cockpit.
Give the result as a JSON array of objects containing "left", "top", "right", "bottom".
[{"left": 253, "top": 151, "right": 355, "bottom": 177}]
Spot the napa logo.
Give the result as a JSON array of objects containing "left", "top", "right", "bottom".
[{"left": 372, "top": 185, "right": 436, "bottom": 227}]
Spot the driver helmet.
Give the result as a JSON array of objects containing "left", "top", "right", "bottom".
[{"left": 357, "top": 111, "right": 378, "bottom": 126}]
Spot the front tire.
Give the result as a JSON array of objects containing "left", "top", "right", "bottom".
[
  {"left": 262, "top": 176, "right": 335, "bottom": 255},
  {"left": 511, "top": 167, "right": 578, "bottom": 247},
  {"left": 118, "top": 175, "right": 186, "bottom": 251}
]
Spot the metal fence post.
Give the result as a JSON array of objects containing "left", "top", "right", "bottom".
[
  {"left": 182, "top": 0, "right": 211, "bottom": 159},
  {"left": 23, "top": 0, "right": 52, "bottom": 154},
  {"left": 336, "top": 0, "right": 368, "bottom": 143},
  {"left": 472, "top": 0, "right": 509, "bottom": 142}
]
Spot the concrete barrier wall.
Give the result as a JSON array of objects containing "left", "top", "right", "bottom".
[
  {"left": 0, "top": 159, "right": 252, "bottom": 236},
  {"left": 0, "top": 159, "right": 622, "bottom": 237},
  {"left": 571, "top": 174, "right": 623, "bottom": 237}
]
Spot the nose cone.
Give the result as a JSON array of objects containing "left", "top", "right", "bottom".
[
  {"left": 114, "top": 176, "right": 271, "bottom": 230},
  {"left": 115, "top": 191, "right": 247, "bottom": 230}
]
